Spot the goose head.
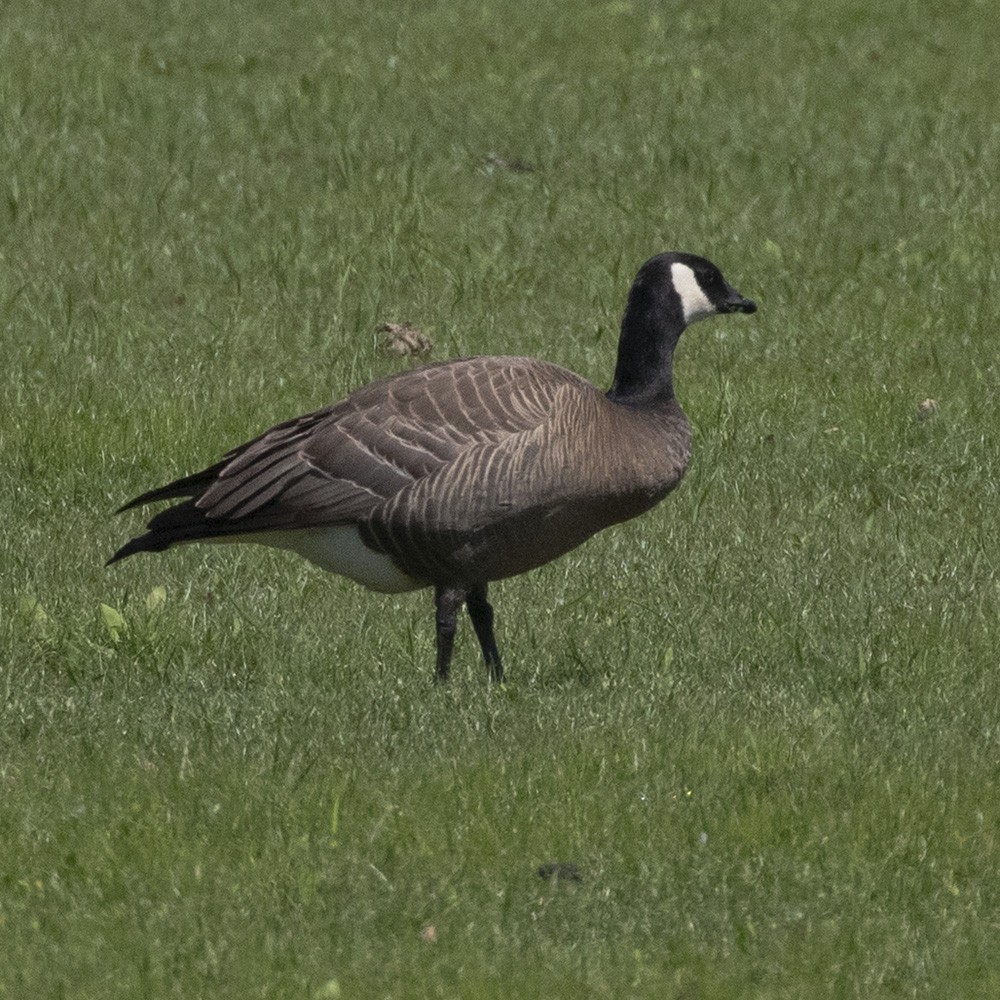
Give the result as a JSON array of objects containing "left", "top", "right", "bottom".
[{"left": 609, "top": 252, "right": 756, "bottom": 406}]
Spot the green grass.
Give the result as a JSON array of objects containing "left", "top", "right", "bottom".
[{"left": 3, "top": 0, "right": 1000, "bottom": 996}]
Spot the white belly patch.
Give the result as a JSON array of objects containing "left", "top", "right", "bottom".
[{"left": 245, "top": 526, "right": 423, "bottom": 594}]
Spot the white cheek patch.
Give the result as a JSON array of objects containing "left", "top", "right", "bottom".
[{"left": 670, "top": 262, "right": 715, "bottom": 324}]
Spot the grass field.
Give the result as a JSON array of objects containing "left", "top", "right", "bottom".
[{"left": 3, "top": 0, "right": 999, "bottom": 996}]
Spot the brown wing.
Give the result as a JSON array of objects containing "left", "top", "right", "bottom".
[{"left": 109, "top": 356, "right": 589, "bottom": 561}]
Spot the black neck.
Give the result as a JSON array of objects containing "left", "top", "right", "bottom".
[{"left": 606, "top": 277, "right": 685, "bottom": 407}]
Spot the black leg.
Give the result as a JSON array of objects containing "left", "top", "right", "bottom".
[
  {"left": 467, "top": 583, "right": 504, "bottom": 683},
  {"left": 434, "top": 586, "right": 465, "bottom": 683}
]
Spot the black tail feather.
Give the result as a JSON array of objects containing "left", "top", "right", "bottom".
[
  {"left": 107, "top": 497, "right": 220, "bottom": 565},
  {"left": 114, "top": 462, "right": 227, "bottom": 514},
  {"left": 106, "top": 533, "right": 177, "bottom": 566},
  {"left": 107, "top": 493, "right": 304, "bottom": 566}
]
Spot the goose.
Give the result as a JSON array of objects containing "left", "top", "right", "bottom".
[{"left": 108, "top": 252, "right": 756, "bottom": 682}]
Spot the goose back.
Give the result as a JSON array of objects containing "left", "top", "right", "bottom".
[{"left": 117, "top": 355, "right": 691, "bottom": 585}]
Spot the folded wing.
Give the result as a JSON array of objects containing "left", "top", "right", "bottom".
[{"left": 109, "top": 356, "right": 585, "bottom": 562}]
